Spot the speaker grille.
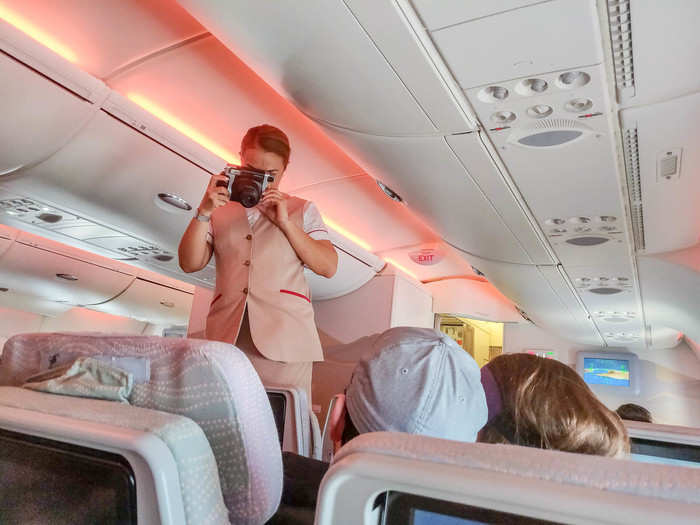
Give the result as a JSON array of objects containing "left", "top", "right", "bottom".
[
  {"left": 607, "top": 0, "right": 635, "bottom": 96},
  {"left": 623, "top": 127, "right": 645, "bottom": 250}
]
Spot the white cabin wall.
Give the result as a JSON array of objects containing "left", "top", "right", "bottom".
[
  {"left": 503, "top": 322, "right": 599, "bottom": 365},
  {"left": 313, "top": 273, "right": 433, "bottom": 347},
  {"left": 504, "top": 323, "right": 700, "bottom": 427}
]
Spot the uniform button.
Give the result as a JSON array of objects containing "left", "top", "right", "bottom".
[
  {"left": 244, "top": 260, "right": 251, "bottom": 266},
  {"left": 242, "top": 287, "right": 248, "bottom": 294},
  {"left": 246, "top": 234, "right": 252, "bottom": 240}
]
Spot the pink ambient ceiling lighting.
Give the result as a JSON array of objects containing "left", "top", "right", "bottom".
[
  {"left": 127, "top": 92, "right": 241, "bottom": 165},
  {"left": 383, "top": 257, "right": 418, "bottom": 280},
  {"left": 322, "top": 216, "right": 372, "bottom": 251},
  {"left": 0, "top": 3, "right": 78, "bottom": 63}
]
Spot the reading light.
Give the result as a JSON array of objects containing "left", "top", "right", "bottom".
[
  {"left": 322, "top": 216, "right": 371, "bottom": 251},
  {"left": 0, "top": 5, "right": 78, "bottom": 63},
  {"left": 383, "top": 257, "right": 418, "bottom": 280},
  {"left": 156, "top": 193, "right": 192, "bottom": 211},
  {"left": 127, "top": 93, "right": 240, "bottom": 164}
]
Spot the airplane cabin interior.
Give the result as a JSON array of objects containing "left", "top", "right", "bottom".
[{"left": 0, "top": 1, "right": 699, "bottom": 524}]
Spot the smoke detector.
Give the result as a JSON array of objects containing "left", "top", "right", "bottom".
[{"left": 508, "top": 119, "right": 593, "bottom": 148}]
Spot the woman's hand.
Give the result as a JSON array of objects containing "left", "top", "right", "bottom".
[
  {"left": 258, "top": 188, "right": 290, "bottom": 231},
  {"left": 198, "top": 173, "right": 230, "bottom": 215}
]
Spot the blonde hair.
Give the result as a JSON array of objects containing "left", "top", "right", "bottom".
[{"left": 478, "top": 354, "right": 629, "bottom": 457}]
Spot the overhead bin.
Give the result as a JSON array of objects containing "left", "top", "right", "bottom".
[
  {"left": 637, "top": 245, "right": 700, "bottom": 343},
  {"left": 90, "top": 278, "right": 193, "bottom": 326},
  {"left": 0, "top": 238, "right": 134, "bottom": 306},
  {"left": 104, "top": 37, "right": 362, "bottom": 192},
  {"left": 0, "top": 51, "right": 99, "bottom": 176},
  {"left": 1, "top": 108, "right": 210, "bottom": 255},
  {"left": 461, "top": 253, "right": 604, "bottom": 346},
  {"left": 0, "top": 16, "right": 107, "bottom": 102},
  {"left": 293, "top": 175, "right": 436, "bottom": 253},
  {"left": 307, "top": 232, "right": 384, "bottom": 302},
  {"left": 319, "top": 127, "right": 537, "bottom": 265},
  {"left": 620, "top": 92, "right": 700, "bottom": 254},
  {"left": 176, "top": 0, "right": 468, "bottom": 135}
]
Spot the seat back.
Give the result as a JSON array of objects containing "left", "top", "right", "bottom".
[
  {"left": 316, "top": 432, "right": 700, "bottom": 525},
  {"left": 265, "top": 384, "right": 322, "bottom": 459},
  {"left": 626, "top": 420, "right": 700, "bottom": 467},
  {"left": 0, "top": 386, "right": 227, "bottom": 525},
  {"left": 0, "top": 332, "right": 283, "bottom": 525}
]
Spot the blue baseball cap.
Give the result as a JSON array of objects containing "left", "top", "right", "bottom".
[{"left": 345, "top": 327, "right": 487, "bottom": 442}]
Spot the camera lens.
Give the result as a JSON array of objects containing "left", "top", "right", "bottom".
[{"left": 239, "top": 187, "right": 260, "bottom": 208}]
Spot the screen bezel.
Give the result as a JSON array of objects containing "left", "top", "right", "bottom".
[
  {"left": 630, "top": 437, "right": 700, "bottom": 466},
  {"left": 576, "top": 351, "right": 640, "bottom": 395}
]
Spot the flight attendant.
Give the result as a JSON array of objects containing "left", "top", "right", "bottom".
[{"left": 178, "top": 124, "right": 338, "bottom": 401}]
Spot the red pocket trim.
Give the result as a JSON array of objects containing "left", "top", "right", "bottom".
[
  {"left": 280, "top": 289, "right": 310, "bottom": 303},
  {"left": 210, "top": 293, "right": 223, "bottom": 306}
]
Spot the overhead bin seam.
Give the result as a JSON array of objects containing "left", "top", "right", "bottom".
[
  {"left": 393, "top": 0, "right": 478, "bottom": 129},
  {"left": 341, "top": 0, "right": 440, "bottom": 132},
  {"left": 80, "top": 275, "right": 137, "bottom": 307},
  {"left": 102, "top": 32, "right": 212, "bottom": 82},
  {"left": 300, "top": 111, "right": 474, "bottom": 138},
  {"left": 596, "top": 1, "right": 650, "bottom": 347},
  {"left": 443, "top": 136, "right": 539, "bottom": 265},
  {"left": 425, "top": 0, "right": 555, "bottom": 33}
]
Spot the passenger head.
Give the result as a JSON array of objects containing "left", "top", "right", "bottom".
[
  {"left": 616, "top": 403, "right": 653, "bottom": 423},
  {"left": 478, "top": 353, "right": 629, "bottom": 457},
  {"left": 339, "top": 327, "right": 487, "bottom": 446},
  {"left": 240, "top": 124, "right": 290, "bottom": 187}
]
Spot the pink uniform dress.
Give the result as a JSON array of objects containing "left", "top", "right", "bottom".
[{"left": 205, "top": 196, "right": 327, "bottom": 401}]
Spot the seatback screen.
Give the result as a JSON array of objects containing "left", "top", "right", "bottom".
[
  {"left": 267, "top": 391, "right": 287, "bottom": 447},
  {"left": 0, "top": 428, "right": 136, "bottom": 524},
  {"left": 382, "top": 491, "right": 561, "bottom": 525},
  {"left": 630, "top": 438, "right": 700, "bottom": 468},
  {"left": 583, "top": 357, "right": 630, "bottom": 386}
]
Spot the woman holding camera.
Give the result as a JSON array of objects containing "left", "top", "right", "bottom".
[{"left": 178, "top": 124, "right": 338, "bottom": 402}]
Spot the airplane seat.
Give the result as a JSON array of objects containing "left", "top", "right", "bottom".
[
  {"left": 265, "top": 384, "right": 322, "bottom": 459},
  {"left": 0, "top": 385, "right": 228, "bottom": 524},
  {"left": 625, "top": 420, "right": 700, "bottom": 467},
  {"left": 316, "top": 432, "right": 700, "bottom": 525},
  {"left": 0, "top": 332, "right": 284, "bottom": 524},
  {"left": 320, "top": 393, "right": 346, "bottom": 463}
]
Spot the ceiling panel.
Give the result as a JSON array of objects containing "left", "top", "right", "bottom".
[
  {"left": 620, "top": 92, "right": 700, "bottom": 255},
  {"left": 176, "top": 0, "right": 436, "bottom": 135},
  {"left": 431, "top": 0, "right": 601, "bottom": 88},
  {"left": 0, "top": 0, "right": 206, "bottom": 78},
  {"left": 618, "top": 0, "right": 700, "bottom": 106},
  {"left": 412, "top": 0, "right": 546, "bottom": 31}
]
